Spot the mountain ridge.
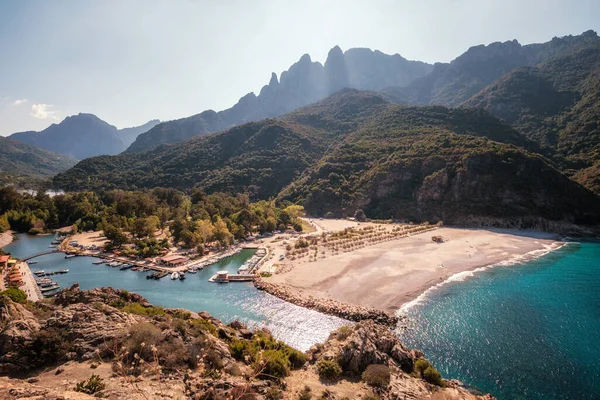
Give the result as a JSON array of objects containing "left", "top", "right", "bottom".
[
  {"left": 10, "top": 114, "right": 160, "bottom": 159},
  {"left": 124, "top": 46, "right": 433, "bottom": 153}
]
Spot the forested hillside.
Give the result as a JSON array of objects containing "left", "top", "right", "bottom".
[
  {"left": 0, "top": 135, "right": 76, "bottom": 182},
  {"left": 54, "top": 90, "right": 600, "bottom": 228},
  {"left": 463, "top": 34, "right": 600, "bottom": 192}
]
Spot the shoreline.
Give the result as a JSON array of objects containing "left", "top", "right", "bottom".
[
  {"left": 399, "top": 240, "right": 568, "bottom": 313},
  {"left": 0, "top": 230, "right": 14, "bottom": 249},
  {"left": 263, "top": 227, "right": 563, "bottom": 317}
]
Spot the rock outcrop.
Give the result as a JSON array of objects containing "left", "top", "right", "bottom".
[{"left": 0, "top": 287, "right": 493, "bottom": 400}]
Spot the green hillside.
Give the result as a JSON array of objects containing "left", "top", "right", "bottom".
[
  {"left": 54, "top": 90, "right": 599, "bottom": 227},
  {"left": 0, "top": 136, "right": 77, "bottom": 182}
]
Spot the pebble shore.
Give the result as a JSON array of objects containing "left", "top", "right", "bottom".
[{"left": 254, "top": 279, "right": 401, "bottom": 327}]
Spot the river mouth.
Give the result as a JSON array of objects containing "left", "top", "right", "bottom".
[{"left": 3, "top": 233, "right": 348, "bottom": 351}]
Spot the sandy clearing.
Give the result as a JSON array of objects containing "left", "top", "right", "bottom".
[
  {"left": 267, "top": 227, "right": 560, "bottom": 314},
  {"left": 0, "top": 230, "right": 14, "bottom": 248}
]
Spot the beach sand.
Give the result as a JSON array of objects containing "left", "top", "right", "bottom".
[
  {"left": 267, "top": 227, "right": 560, "bottom": 314},
  {"left": 0, "top": 230, "right": 14, "bottom": 249}
]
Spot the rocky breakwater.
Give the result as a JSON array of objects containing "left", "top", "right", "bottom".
[{"left": 255, "top": 279, "right": 401, "bottom": 327}]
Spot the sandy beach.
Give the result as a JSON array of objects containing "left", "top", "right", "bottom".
[
  {"left": 267, "top": 227, "right": 561, "bottom": 314},
  {"left": 0, "top": 230, "right": 14, "bottom": 249}
]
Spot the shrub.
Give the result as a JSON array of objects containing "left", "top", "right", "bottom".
[
  {"left": 230, "top": 386, "right": 258, "bottom": 400},
  {"left": 75, "top": 374, "right": 105, "bottom": 394},
  {"left": 265, "top": 388, "right": 284, "bottom": 400},
  {"left": 123, "top": 323, "right": 162, "bottom": 363},
  {"left": 121, "top": 303, "right": 166, "bottom": 317},
  {"left": 298, "top": 385, "right": 312, "bottom": 400},
  {"left": 204, "top": 348, "right": 224, "bottom": 370},
  {"left": 316, "top": 360, "right": 342, "bottom": 380},
  {"left": 286, "top": 348, "right": 307, "bottom": 369},
  {"left": 336, "top": 325, "right": 352, "bottom": 340},
  {"left": 172, "top": 309, "right": 192, "bottom": 320},
  {"left": 0, "top": 288, "right": 27, "bottom": 303},
  {"left": 423, "top": 366, "right": 444, "bottom": 386},
  {"left": 260, "top": 271, "right": 273, "bottom": 277},
  {"left": 189, "top": 318, "right": 216, "bottom": 335},
  {"left": 362, "top": 364, "right": 390, "bottom": 388},
  {"left": 414, "top": 359, "right": 445, "bottom": 387},
  {"left": 28, "top": 327, "right": 71, "bottom": 364},
  {"left": 257, "top": 350, "right": 290, "bottom": 379}
]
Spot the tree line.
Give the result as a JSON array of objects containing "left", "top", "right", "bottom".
[{"left": 0, "top": 186, "right": 304, "bottom": 256}]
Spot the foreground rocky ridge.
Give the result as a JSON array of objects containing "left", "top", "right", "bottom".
[{"left": 0, "top": 285, "right": 492, "bottom": 399}]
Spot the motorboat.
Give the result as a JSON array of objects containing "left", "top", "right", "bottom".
[{"left": 170, "top": 272, "right": 180, "bottom": 280}]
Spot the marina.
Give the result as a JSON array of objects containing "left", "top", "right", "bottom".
[{"left": 3, "top": 232, "right": 348, "bottom": 351}]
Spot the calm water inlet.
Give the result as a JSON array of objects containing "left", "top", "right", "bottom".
[{"left": 3, "top": 233, "right": 347, "bottom": 351}]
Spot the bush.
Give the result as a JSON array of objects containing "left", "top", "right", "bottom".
[
  {"left": 362, "top": 364, "right": 390, "bottom": 388},
  {"left": 414, "top": 359, "right": 445, "bottom": 387},
  {"left": 265, "top": 388, "right": 284, "bottom": 400},
  {"left": 75, "top": 374, "right": 105, "bottom": 394},
  {"left": 298, "top": 385, "right": 312, "bottom": 400},
  {"left": 257, "top": 349, "right": 290, "bottom": 379},
  {"left": 189, "top": 318, "right": 217, "bottom": 335},
  {"left": 0, "top": 288, "right": 27, "bottom": 303},
  {"left": 28, "top": 327, "right": 71, "bottom": 365},
  {"left": 286, "top": 348, "right": 307, "bottom": 369},
  {"left": 121, "top": 303, "right": 166, "bottom": 317},
  {"left": 336, "top": 325, "right": 352, "bottom": 340},
  {"left": 123, "top": 323, "right": 163, "bottom": 363},
  {"left": 316, "top": 360, "right": 342, "bottom": 380},
  {"left": 423, "top": 366, "right": 444, "bottom": 386},
  {"left": 260, "top": 271, "right": 273, "bottom": 277}
]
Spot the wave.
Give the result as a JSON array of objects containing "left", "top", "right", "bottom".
[{"left": 398, "top": 241, "right": 569, "bottom": 314}]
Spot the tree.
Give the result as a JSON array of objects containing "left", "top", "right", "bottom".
[
  {"left": 170, "top": 219, "right": 186, "bottom": 245},
  {"left": 103, "top": 224, "right": 128, "bottom": 247},
  {"left": 354, "top": 209, "right": 366, "bottom": 222},
  {"left": 132, "top": 217, "right": 158, "bottom": 238},
  {"left": 213, "top": 217, "right": 233, "bottom": 248},
  {"left": 195, "top": 219, "right": 214, "bottom": 244},
  {"left": 0, "top": 213, "right": 9, "bottom": 233}
]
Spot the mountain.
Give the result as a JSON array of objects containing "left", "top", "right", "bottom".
[
  {"left": 0, "top": 135, "right": 77, "bottom": 184},
  {"left": 462, "top": 31, "right": 600, "bottom": 192},
  {"left": 382, "top": 30, "right": 599, "bottom": 107},
  {"left": 124, "top": 47, "right": 433, "bottom": 153},
  {"left": 117, "top": 119, "right": 161, "bottom": 148},
  {"left": 54, "top": 90, "right": 600, "bottom": 228},
  {"left": 10, "top": 114, "right": 160, "bottom": 159}
]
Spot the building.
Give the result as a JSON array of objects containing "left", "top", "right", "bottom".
[
  {"left": 214, "top": 270, "right": 229, "bottom": 282},
  {"left": 159, "top": 254, "right": 188, "bottom": 267},
  {"left": 0, "top": 255, "right": 9, "bottom": 270}
]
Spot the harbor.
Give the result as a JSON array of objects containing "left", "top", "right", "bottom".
[{"left": 1, "top": 232, "right": 348, "bottom": 351}]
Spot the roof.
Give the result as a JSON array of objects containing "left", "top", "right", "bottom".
[
  {"left": 0, "top": 255, "right": 10, "bottom": 263},
  {"left": 160, "top": 254, "right": 187, "bottom": 262}
]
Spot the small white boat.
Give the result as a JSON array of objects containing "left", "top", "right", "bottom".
[
  {"left": 92, "top": 259, "right": 104, "bottom": 265},
  {"left": 187, "top": 267, "right": 197, "bottom": 274},
  {"left": 170, "top": 272, "right": 180, "bottom": 280}
]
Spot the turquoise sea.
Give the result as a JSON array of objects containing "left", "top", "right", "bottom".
[
  {"left": 3, "top": 233, "right": 347, "bottom": 351},
  {"left": 398, "top": 242, "right": 600, "bottom": 400},
  {"left": 5, "top": 234, "right": 600, "bottom": 399}
]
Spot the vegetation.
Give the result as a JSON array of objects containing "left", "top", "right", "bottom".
[
  {"left": 0, "top": 187, "right": 305, "bottom": 251},
  {"left": 0, "top": 288, "right": 27, "bottom": 303},
  {"left": 316, "top": 360, "right": 342, "bottom": 380},
  {"left": 0, "top": 136, "right": 76, "bottom": 180},
  {"left": 362, "top": 364, "right": 391, "bottom": 388},
  {"left": 74, "top": 374, "right": 106, "bottom": 394},
  {"left": 414, "top": 359, "right": 445, "bottom": 387},
  {"left": 50, "top": 88, "right": 600, "bottom": 228}
]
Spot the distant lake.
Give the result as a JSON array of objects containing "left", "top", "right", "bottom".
[{"left": 3, "top": 233, "right": 347, "bottom": 351}]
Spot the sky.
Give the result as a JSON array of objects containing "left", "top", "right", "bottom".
[{"left": 1, "top": 0, "right": 598, "bottom": 136}]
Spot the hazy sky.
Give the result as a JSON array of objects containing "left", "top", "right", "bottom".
[{"left": 1, "top": 0, "right": 598, "bottom": 136}]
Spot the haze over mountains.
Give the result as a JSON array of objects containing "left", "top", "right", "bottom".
[
  {"left": 9, "top": 115, "right": 160, "bottom": 160},
  {"left": 4, "top": 30, "right": 600, "bottom": 229}
]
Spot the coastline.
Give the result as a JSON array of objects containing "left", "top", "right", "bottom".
[
  {"left": 263, "top": 227, "right": 562, "bottom": 316},
  {"left": 0, "top": 230, "right": 14, "bottom": 249}
]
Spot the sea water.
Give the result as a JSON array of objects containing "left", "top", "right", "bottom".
[
  {"left": 3, "top": 233, "right": 347, "bottom": 351},
  {"left": 398, "top": 242, "right": 600, "bottom": 400}
]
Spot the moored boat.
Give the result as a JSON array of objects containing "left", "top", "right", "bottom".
[{"left": 170, "top": 272, "right": 180, "bottom": 280}]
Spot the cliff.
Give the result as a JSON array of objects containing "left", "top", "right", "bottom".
[{"left": 0, "top": 285, "right": 492, "bottom": 399}]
